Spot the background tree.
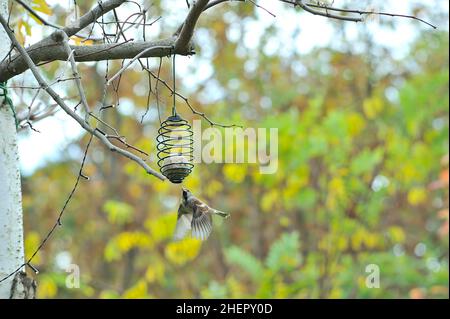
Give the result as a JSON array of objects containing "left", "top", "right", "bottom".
[{"left": 0, "top": 0, "right": 448, "bottom": 298}]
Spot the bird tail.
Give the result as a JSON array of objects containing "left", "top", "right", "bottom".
[{"left": 212, "top": 209, "right": 230, "bottom": 219}]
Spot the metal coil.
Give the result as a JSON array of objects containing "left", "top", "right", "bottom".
[{"left": 156, "top": 115, "right": 194, "bottom": 183}]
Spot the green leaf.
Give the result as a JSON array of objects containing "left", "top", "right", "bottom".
[
  {"left": 102, "top": 200, "right": 133, "bottom": 225},
  {"left": 350, "top": 148, "right": 384, "bottom": 175},
  {"left": 225, "top": 246, "right": 264, "bottom": 281},
  {"left": 266, "top": 232, "right": 302, "bottom": 272}
]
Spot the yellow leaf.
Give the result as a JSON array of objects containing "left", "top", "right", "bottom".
[
  {"left": 408, "top": 187, "right": 427, "bottom": 206},
  {"left": 25, "top": 231, "right": 41, "bottom": 264},
  {"left": 205, "top": 180, "right": 223, "bottom": 197},
  {"left": 115, "top": 231, "right": 152, "bottom": 252},
  {"left": 261, "top": 190, "right": 278, "bottom": 213},
  {"left": 37, "top": 276, "right": 57, "bottom": 298},
  {"left": 145, "top": 262, "right": 165, "bottom": 283},
  {"left": 347, "top": 112, "right": 366, "bottom": 137},
  {"left": 351, "top": 229, "right": 365, "bottom": 250},
  {"left": 123, "top": 280, "right": 148, "bottom": 299},
  {"left": 16, "top": 20, "right": 26, "bottom": 45},
  {"left": 363, "top": 97, "right": 384, "bottom": 119},
  {"left": 165, "top": 238, "right": 202, "bottom": 265},
  {"left": 227, "top": 276, "right": 246, "bottom": 298},
  {"left": 388, "top": 226, "right": 406, "bottom": 243},
  {"left": 153, "top": 178, "right": 170, "bottom": 193},
  {"left": 336, "top": 236, "right": 348, "bottom": 251},
  {"left": 31, "top": 0, "right": 52, "bottom": 15},
  {"left": 279, "top": 216, "right": 290, "bottom": 227},
  {"left": 364, "top": 233, "right": 379, "bottom": 249},
  {"left": 22, "top": 20, "right": 32, "bottom": 36},
  {"left": 223, "top": 164, "right": 246, "bottom": 183},
  {"left": 145, "top": 213, "right": 177, "bottom": 242},
  {"left": 329, "top": 177, "right": 345, "bottom": 198},
  {"left": 329, "top": 288, "right": 343, "bottom": 299}
]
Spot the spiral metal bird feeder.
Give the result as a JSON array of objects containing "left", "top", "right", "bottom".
[{"left": 156, "top": 54, "right": 194, "bottom": 183}]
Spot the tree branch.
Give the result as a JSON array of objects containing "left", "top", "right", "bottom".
[
  {"left": 106, "top": 44, "right": 173, "bottom": 85},
  {"left": 0, "top": 0, "right": 128, "bottom": 81},
  {"left": 0, "top": 38, "right": 187, "bottom": 82},
  {"left": 62, "top": 0, "right": 127, "bottom": 37},
  {"left": 0, "top": 0, "right": 436, "bottom": 82},
  {"left": 0, "top": 15, "right": 165, "bottom": 180},
  {"left": 14, "top": 0, "right": 60, "bottom": 29},
  {"left": 60, "top": 34, "right": 90, "bottom": 116},
  {"left": 293, "top": 0, "right": 362, "bottom": 22},
  {"left": 175, "top": 0, "right": 210, "bottom": 52}
]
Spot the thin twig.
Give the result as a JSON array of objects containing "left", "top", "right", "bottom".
[
  {"left": 0, "top": 134, "right": 93, "bottom": 284},
  {"left": 61, "top": 35, "right": 91, "bottom": 116},
  {"left": 14, "top": 0, "right": 61, "bottom": 29},
  {"left": 305, "top": 2, "right": 437, "bottom": 29},
  {"left": 0, "top": 15, "right": 164, "bottom": 180},
  {"left": 107, "top": 45, "right": 173, "bottom": 85},
  {"left": 143, "top": 65, "right": 240, "bottom": 128}
]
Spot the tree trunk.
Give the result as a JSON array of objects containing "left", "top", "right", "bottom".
[{"left": 0, "top": 0, "right": 26, "bottom": 299}]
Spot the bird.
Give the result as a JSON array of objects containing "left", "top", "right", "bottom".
[{"left": 173, "top": 187, "right": 230, "bottom": 241}]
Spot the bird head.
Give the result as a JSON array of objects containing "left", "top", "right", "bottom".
[{"left": 181, "top": 187, "right": 191, "bottom": 202}]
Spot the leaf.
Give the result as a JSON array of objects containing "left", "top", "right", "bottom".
[
  {"left": 223, "top": 164, "right": 246, "bottom": 183},
  {"left": 165, "top": 238, "right": 202, "bottom": 265},
  {"left": 25, "top": 231, "right": 41, "bottom": 264},
  {"left": 103, "top": 200, "right": 133, "bottom": 225},
  {"left": 363, "top": 97, "right": 384, "bottom": 119},
  {"left": 123, "top": 280, "right": 148, "bottom": 299},
  {"left": 37, "top": 275, "right": 58, "bottom": 298},
  {"left": 145, "top": 213, "right": 177, "bottom": 242},
  {"left": 407, "top": 187, "right": 427, "bottom": 206},
  {"left": 225, "top": 246, "right": 264, "bottom": 281},
  {"left": 350, "top": 148, "right": 383, "bottom": 175},
  {"left": 346, "top": 112, "right": 366, "bottom": 137},
  {"left": 388, "top": 226, "right": 406, "bottom": 243},
  {"left": 31, "top": 0, "right": 52, "bottom": 15},
  {"left": 265, "top": 232, "right": 302, "bottom": 272}
]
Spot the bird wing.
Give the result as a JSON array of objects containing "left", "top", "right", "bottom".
[
  {"left": 173, "top": 205, "right": 192, "bottom": 241},
  {"left": 191, "top": 200, "right": 213, "bottom": 241}
]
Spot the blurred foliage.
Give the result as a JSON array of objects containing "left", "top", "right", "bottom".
[{"left": 12, "top": 0, "right": 449, "bottom": 298}]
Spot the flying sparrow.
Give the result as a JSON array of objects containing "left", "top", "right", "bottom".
[{"left": 173, "top": 187, "right": 230, "bottom": 241}]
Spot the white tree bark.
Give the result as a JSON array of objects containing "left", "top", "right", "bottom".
[{"left": 0, "top": 0, "right": 26, "bottom": 299}]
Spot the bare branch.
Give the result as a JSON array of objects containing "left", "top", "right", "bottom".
[
  {"left": 204, "top": 0, "right": 243, "bottom": 11},
  {"left": 0, "top": 14, "right": 165, "bottom": 180},
  {"left": 294, "top": 0, "right": 362, "bottom": 22},
  {"left": 247, "top": 0, "right": 276, "bottom": 17},
  {"left": 0, "top": 0, "right": 436, "bottom": 82},
  {"left": 304, "top": 2, "right": 437, "bottom": 29},
  {"left": 143, "top": 65, "right": 239, "bottom": 128},
  {"left": 107, "top": 45, "right": 173, "bottom": 85},
  {"left": 60, "top": 33, "right": 90, "bottom": 116},
  {"left": 0, "top": 39, "right": 183, "bottom": 82},
  {"left": 0, "top": 0, "right": 128, "bottom": 81},
  {"left": 14, "top": 0, "right": 60, "bottom": 29},
  {"left": 205, "top": 0, "right": 436, "bottom": 28},
  {"left": 62, "top": 0, "right": 127, "bottom": 37},
  {"left": 175, "top": 0, "right": 210, "bottom": 52}
]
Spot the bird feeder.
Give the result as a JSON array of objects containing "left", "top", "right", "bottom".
[
  {"left": 156, "top": 53, "right": 194, "bottom": 183},
  {"left": 157, "top": 114, "right": 193, "bottom": 183}
]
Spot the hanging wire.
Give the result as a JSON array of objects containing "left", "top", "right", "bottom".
[
  {"left": 0, "top": 134, "right": 93, "bottom": 284},
  {"left": 172, "top": 50, "right": 177, "bottom": 117},
  {"left": 0, "top": 81, "right": 19, "bottom": 129},
  {"left": 155, "top": 49, "right": 194, "bottom": 183}
]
